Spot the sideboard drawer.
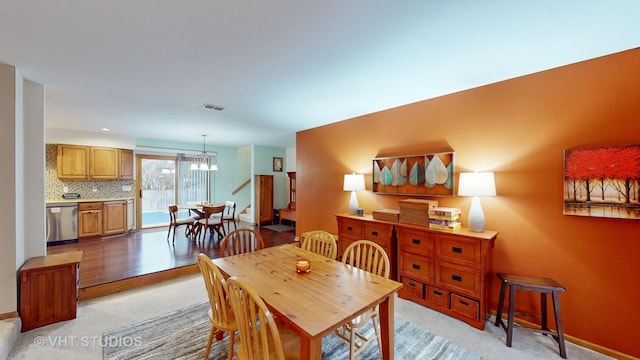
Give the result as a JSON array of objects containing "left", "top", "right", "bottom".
[
  {"left": 363, "top": 222, "right": 392, "bottom": 247},
  {"left": 426, "top": 285, "right": 450, "bottom": 309},
  {"left": 339, "top": 217, "right": 364, "bottom": 239},
  {"left": 451, "top": 294, "right": 479, "bottom": 321},
  {"left": 398, "top": 228, "right": 434, "bottom": 256},
  {"left": 437, "top": 235, "right": 481, "bottom": 267},
  {"left": 400, "top": 252, "right": 433, "bottom": 283},
  {"left": 436, "top": 263, "right": 480, "bottom": 297},
  {"left": 399, "top": 277, "right": 424, "bottom": 299}
]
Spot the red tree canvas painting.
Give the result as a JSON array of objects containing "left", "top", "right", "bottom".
[{"left": 564, "top": 144, "right": 640, "bottom": 219}]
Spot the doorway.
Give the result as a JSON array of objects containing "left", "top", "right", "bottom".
[
  {"left": 135, "top": 153, "right": 212, "bottom": 229},
  {"left": 136, "top": 155, "right": 177, "bottom": 229}
]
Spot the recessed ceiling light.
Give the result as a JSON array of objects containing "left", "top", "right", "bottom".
[
  {"left": 202, "top": 103, "right": 225, "bottom": 111},
  {"left": 100, "top": 127, "right": 111, "bottom": 132}
]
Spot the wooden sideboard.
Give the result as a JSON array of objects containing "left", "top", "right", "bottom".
[{"left": 336, "top": 213, "right": 497, "bottom": 330}]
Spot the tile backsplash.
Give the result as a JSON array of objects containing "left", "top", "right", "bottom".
[{"left": 46, "top": 144, "right": 136, "bottom": 200}]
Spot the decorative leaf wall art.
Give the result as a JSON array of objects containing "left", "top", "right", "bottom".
[{"left": 373, "top": 151, "right": 455, "bottom": 196}]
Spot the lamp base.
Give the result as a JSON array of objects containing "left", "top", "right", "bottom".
[
  {"left": 467, "top": 196, "right": 485, "bottom": 232},
  {"left": 348, "top": 191, "right": 359, "bottom": 215}
]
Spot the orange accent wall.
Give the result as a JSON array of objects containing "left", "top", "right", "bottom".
[{"left": 296, "top": 48, "right": 640, "bottom": 357}]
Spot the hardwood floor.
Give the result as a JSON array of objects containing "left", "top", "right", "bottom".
[{"left": 46, "top": 221, "right": 296, "bottom": 300}]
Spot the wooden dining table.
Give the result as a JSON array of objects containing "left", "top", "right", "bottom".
[
  {"left": 178, "top": 203, "right": 224, "bottom": 218},
  {"left": 212, "top": 243, "right": 403, "bottom": 360}
]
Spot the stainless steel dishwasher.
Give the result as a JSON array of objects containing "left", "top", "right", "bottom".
[{"left": 46, "top": 202, "right": 78, "bottom": 244}]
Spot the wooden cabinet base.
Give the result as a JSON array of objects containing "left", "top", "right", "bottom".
[
  {"left": 19, "top": 252, "right": 82, "bottom": 332},
  {"left": 337, "top": 213, "right": 497, "bottom": 331}
]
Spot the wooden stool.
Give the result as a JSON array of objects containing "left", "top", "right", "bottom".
[{"left": 494, "top": 273, "right": 567, "bottom": 358}]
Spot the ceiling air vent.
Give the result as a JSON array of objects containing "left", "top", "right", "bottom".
[{"left": 202, "top": 103, "right": 225, "bottom": 111}]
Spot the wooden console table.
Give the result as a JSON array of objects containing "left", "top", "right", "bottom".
[
  {"left": 336, "top": 213, "right": 497, "bottom": 330},
  {"left": 19, "top": 251, "right": 83, "bottom": 331}
]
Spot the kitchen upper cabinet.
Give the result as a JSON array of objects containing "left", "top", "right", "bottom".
[
  {"left": 119, "top": 149, "right": 134, "bottom": 179},
  {"left": 57, "top": 145, "right": 90, "bottom": 179},
  {"left": 56, "top": 144, "right": 134, "bottom": 180},
  {"left": 90, "top": 147, "right": 119, "bottom": 179}
]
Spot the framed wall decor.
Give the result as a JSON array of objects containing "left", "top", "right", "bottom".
[
  {"left": 564, "top": 144, "right": 640, "bottom": 219},
  {"left": 273, "top": 157, "right": 283, "bottom": 172},
  {"left": 373, "top": 151, "right": 455, "bottom": 196}
]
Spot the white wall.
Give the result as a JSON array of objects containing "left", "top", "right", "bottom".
[
  {"left": 23, "top": 80, "right": 46, "bottom": 258},
  {"left": 45, "top": 128, "right": 135, "bottom": 149},
  {"left": 0, "top": 65, "right": 45, "bottom": 316},
  {"left": 0, "top": 64, "right": 20, "bottom": 314}
]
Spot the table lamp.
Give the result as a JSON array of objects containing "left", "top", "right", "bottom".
[
  {"left": 343, "top": 173, "right": 365, "bottom": 215},
  {"left": 457, "top": 171, "right": 496, "bottom": 232}
]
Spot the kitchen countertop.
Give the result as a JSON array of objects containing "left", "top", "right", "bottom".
[{"left": 46, "top": 198, "right": 133, "bottom": 204}]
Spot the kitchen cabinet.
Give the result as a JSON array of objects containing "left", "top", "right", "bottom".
[
  {"left": 126, "top": 198, "right": 134, "bottom": 230},
  {"left": 78, "top": 202, "right": 103, "bottom": 238},
  {"left": 19, "top": 251, "right": 82, "bottom": 331},
  {"left": 255, "top": 175, "right": 274, "bottom": 225},
  {"left": 56, "top": 144, "right": 134, "bottom": 180},
  {"left": 103, "top": 200, "right": 127, "bottom": 235},
  {"left": 56, "top": 144, "right": 89, "bottom": 179},
  {"left": 336, "top": 213, "right": 497, "bottom": 330},
  {"left": 119, "top": 149, "right": 134, "bottom": 179},
  {"left": 90, "top": 147, "right": 119, "bottom": 179}
]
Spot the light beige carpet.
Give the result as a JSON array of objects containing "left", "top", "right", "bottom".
[
  {"left": 103, "top": 302, "right": 485, "bottom": 360},
  {"left": 7, "top": 274, "right": 614, "bottom": 360}
]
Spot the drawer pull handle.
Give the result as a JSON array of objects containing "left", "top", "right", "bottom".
[
  {"left": 452, "top": 274, "right": 462, "bottom": 282},
  {"left": 371, "top": 231, "right": 379, "bottom": 236},
  {"left": 452, "top": 246, "right": 462, "bottom": 253},
  {"left": 412, "top": 238, "right": 420, "bottom": 244},
  {"left": 460, "top": 300, "right": 469, "bottom": 306},
  {"left": 412, "top": 264, "right": 421, "bottom": 270},
  {"left": 408, "top": 282, "right": 416, "bottom": 288},
  {"left": 347, "top": 226, "right": 353, "bottom": 231},
  {"left": 433, "top": 290, "right": 442, "bottom": 296}
]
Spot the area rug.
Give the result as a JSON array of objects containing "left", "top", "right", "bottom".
[
  {"left": 103, "top": 302, "right": 485, "bottom": 360},
  {"left": 263, "top": 224, "right": 295, "bottom": 232}
]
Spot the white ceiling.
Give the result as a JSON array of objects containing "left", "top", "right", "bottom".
[{"left": 1, "top": 1, "right": 639, "bottom": 148}]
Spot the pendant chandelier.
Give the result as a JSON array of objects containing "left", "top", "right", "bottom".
[{"left": 190, "top": 134, "right": 219, "bottom": 171}]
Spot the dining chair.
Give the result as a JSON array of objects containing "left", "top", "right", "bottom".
[
  {"left": 336, "top": 240, "right": 391, "bottom": 360},
  {"left": 196, "top": 204, "right": 226, "bottom": 243},
  {"left": 222, "top": 201, "right": 237, "bottom": 233},
  {"left": 166, "top": 205, "right": 196, "bottom": 243},
  {"left": 226, "top": 276, "right": 300, "bottom": 359},
  {"left": 220, "top": 229, "right": 265, "bottom": 257},
  {"left": 300, "top": 230, "right": 337, "bottom": 259},
  {"left": 197, "top": 253, "right": 238, "bottom": 360}
]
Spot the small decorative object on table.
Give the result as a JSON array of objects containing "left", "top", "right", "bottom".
[
  {"left": 296, "top": 259, "right": 311, "bottom": 273},
  {"left": 356, "top": 208, "right": 364, "bottom": 216},
  {"left": 372, "top": 208, "right": 400, "bottom": 222},
  {"left": 428, "top": 207, "right": 462, "bottom": 231}
]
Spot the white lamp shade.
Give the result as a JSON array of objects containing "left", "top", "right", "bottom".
[
  {"left": 343, "top": 173, "right": 365, "bottom": 191},
  {"left": 457, "top": 172, "right": 496, "bottom": 197}
]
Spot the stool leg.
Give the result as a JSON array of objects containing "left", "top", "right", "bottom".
[
  {"left": 495, "top": 280, "right": 507, "bottom": 327},
  {"left": 541, "top": 292, "right": 549, "bottom": 333},
  {"left": 552, "top": 291, "right": 567, "bottom": 359},
  {"left": 506, "top": 285, "right": 516, "bottom": 347}
]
